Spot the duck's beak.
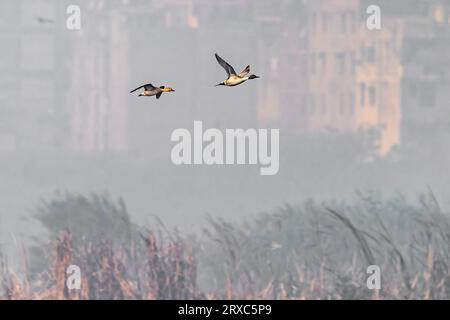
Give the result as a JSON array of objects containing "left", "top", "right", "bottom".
[{"left": 215, "top": 83, "right": 224, "bottom": 87}]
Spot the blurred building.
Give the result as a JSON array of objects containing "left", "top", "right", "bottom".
[
  {"left": 64, "top": 0, "right": 450, "bottom": 157},
  {"left": 0, "top": 0, "right": 70, "bottom": 152},
  {"left": 266, "top": 0, "right": 402, "bottom": 156},
  {"left": 2, "top": 0, "right": 449, "bottom": 157},
  {"left": 356, "top": 0, "right": 450, "bottom": 156},
  {"left": 0, "top": 0, "right": 130, "bottom": 153},
  {"left": 394, "top": 0, "right": 450, "bottom": 155},
  {"left": 251, "top": 1, "right": 308, "bottom": 129},
  {"left": 70, "top": 0, "right": 129, "bottom": 152},
  {"left": 264, "top": 0, "right": 450, "bottom": 157}
]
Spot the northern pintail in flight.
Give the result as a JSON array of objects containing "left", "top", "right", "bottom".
[
  {"left": 215, "top": 53, "right": 259, "bottom": 87},
  {"left": 129, "top": 83, "right": 175, "bottom": 99},
  {"left": 34, "top": 16, "right": 55, "bottom": 24}
]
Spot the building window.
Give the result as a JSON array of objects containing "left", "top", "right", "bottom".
[
  {"left": 310, "top": 53, "right": 316, "bottom": 74},
  {"left": 350, "top": 12, "right": 357, "bottom": 32},
  {"left": 366, "top": 46, "right": 375, "bottom": 63},
  {"left": 336, "top": 53, "right": 346, "bottom": 73},
  {"left": 311, "top": 12, "right": 317, "bottom": 33},
  {"left": 321, "top": 12, "right": 328, "bottom": 32},
  {"left": 339, "top": 94, "right": 345, "bottom": 115},
  {"left": 321, "top": 94, "right": 327, "bottom": 114},
  {"left": 300, "top": 55, "right": 308, "bottom": 73},
  {"left": 340, "top": 12, "right": 347, "bottom": 33},
  {"left": 360, "top": 83, "right": 366, "bottom": 106},
  {"left": 369, "top": 86, "right": 376, "bottom": 106},
  {"left": 309, "top": 95, "right": 316, "bottom": 115},
  {"left": 319, "top": 52, "right": 327, "bottom": 73},
  {"left": 350, "top": 52, "right": 356, "bottom": 74},
  {"left": 349, "top": 93, "right": 355, "bottom": 114}
]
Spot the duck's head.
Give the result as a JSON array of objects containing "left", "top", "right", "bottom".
[
  {"left": 162, "top": 87, "right": 175, "bottom": 92},
  {"left": 215, "top": 82, "right": 225, "bottom": 87}
]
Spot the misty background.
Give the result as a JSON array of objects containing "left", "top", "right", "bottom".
[{"left": 1, "top": 0, "right": 450, "bottom": 259}]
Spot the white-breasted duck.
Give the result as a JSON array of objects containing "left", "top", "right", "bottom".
[{"left": 214, "top": 53, "right": 259, "bottom": 87}]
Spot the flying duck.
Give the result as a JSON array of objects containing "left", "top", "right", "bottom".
[
  {"left": 214, "top": 53, "right": 260, "bottom": 87},
  {"left": 34, "top": 16, "right": 55, "bottom": 24},
  {"left": 129, "top": 83, "right": 175, "bottom": 99}
]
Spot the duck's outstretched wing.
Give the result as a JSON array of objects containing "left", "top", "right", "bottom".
[
  {"left": 130, "top": 83, "right": 155, "bottom": 93},
  {"left": 35, "top": 16, "right": 55, "bottom": 24},
  {"left": 238, "top": 65, "right": 250, "bottom": 78},
  {"left": 215, "top": 53, "right": 236, "bottom": 76}
]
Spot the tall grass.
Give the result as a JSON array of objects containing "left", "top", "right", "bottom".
[{"left": 2, "top": 191, "right": 450, "bottom": 299}]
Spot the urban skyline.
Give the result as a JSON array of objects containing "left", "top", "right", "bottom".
[{"left": 1, "top": 0, "right": 449, "bottom": 158}]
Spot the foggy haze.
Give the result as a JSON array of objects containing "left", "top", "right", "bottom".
[{"left": 1, "top": 0, "right": 450, "bottom": 258}]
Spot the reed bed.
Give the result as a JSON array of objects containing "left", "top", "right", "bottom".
[{"left": 2, "top": 192, "right": 450, "bottom": 299}]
